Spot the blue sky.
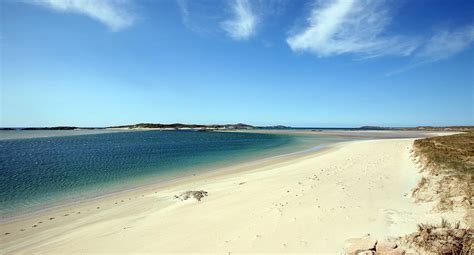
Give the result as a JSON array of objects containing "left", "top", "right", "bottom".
[{"left": 1, "top": 0, "right": 473, "bottom": 127}]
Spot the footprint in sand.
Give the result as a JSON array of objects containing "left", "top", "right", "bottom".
[{"left": 49, "top": 217, "right": 55, "bottom": 220}]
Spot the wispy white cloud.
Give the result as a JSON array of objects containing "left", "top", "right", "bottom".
[
  {"left": 176, "top": 0, "right": 193, "bottom": 32},
  {"left": 177, "top": 0, "right": 288, "bottom": 41},
  {"left": 286, "top": 0, "right": 420, "bottom": 58},
  {"left": 416, "top": 25, "right": 474, "bottom": 64},
  {"left": 287, "top": 0, "right": 474, "bottom": 75},
  {"left": 30, "top": 0, "right": 135, "bottom": 31},
  {"left": 176, "top": 0, "right": 190, "bottom": 23},
  {"left": 221, "top": 0, "right": 258, "bottom": 40},
  {"left": 386, "top": 25, "right": 474, "bottom": 76},
  {"left": 176, "top": 0, "right": 221, "bottom": 36}
]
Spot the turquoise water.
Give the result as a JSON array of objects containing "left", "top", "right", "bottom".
[
  {"left": 0, "top": 129, "right": 124, "bottom": 140},
  {"left": 0, "top": 130, "right": 344, "bottom": 218}
]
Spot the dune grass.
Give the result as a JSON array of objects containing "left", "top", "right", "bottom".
[
  {"left": 412, "top": 132, "right": 473, "bottom": 211},
  {"left": 404, "top": 218, "right": 473, "bottom": 255},
  {"left": 406, "top": 132, "right": 473, "bottom": 254},
  {"left": 413, "top": 132, "right": 474, "bottom": 175}
]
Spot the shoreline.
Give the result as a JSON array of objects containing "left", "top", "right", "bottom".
[
  {"left": 1, "top": 132, "right": 466, "bottom": 253},
  {"left": 0, "top": 137, "right": 345, "bottom": 223}
]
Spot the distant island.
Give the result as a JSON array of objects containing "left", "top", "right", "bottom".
[
  {"left": 359, "top": 126, "right": 474, "bottom": 131},
  {"left": 0, "top": 126, "right": 104, "bottom": 131},
  {"left": 258, "top": 125, "right": 291, "bottom": 129},
  {"left": 0, "top": 123, "right": 255, "bottom": 131},
  {"left": 108, "top": 123, "right": 255, "bottom": 130},
  {"left": 1, "top": 125, "right": 472, "bottom": 132}
]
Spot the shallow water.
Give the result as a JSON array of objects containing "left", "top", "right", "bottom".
[
  {"left": 0, "top": 129, "right": 123, "bottom": 140},
  {"left": 0, "top": 130, "right": 346, "bottom": 218}
]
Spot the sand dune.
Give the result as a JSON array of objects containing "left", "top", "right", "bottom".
[{"left": 0, "top": 138, "right": 464, "bottom": 254}]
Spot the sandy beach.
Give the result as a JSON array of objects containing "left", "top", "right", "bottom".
[
  {"left": 3, "top": 0, "right": 473, "bottom": 252},
  {"left": 0, "top": 134, "right": 465, "bottom": 254}
]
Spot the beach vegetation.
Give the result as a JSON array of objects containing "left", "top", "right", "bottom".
[
  {"left": 403, "top": 218, "right": 472, "bottom": 255},
  {"left": 412, "top": 132, "right": 473, "bottom": 217}
]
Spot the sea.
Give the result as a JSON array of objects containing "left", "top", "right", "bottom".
[{"left": 0, "top": 129, "right": 349, "bottom": 219}]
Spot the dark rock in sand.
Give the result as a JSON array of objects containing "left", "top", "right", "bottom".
[{"left": 175, "top": 190, "right": 208, "bottom": 201}]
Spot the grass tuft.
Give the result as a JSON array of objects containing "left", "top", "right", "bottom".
[{"left": 405, "top": 219, "right": 472, "bottom": 255}]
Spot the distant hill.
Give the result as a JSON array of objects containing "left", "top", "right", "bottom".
[
  {"left": 258, "top": 125, "right": 291, "bottom": 129},
  {"left": 358, "top": 126, "right": 474, "bottom": 131},
  {"left": 406, "top": 126, "right": 474, "bottom": 131},
  {"left": 6, "top": 126, "right": 103, "bottom": 131},
  {"left": 359, "top": 126, "right": 394, "bottom": 130},
  {"left": 3, "top": 125, "right": 471, "bottom": 132},
  {"left": 108, "top": 123, "right": 255, "bottom": 130},
  {"left": 21, "top": 126, "right": 79, "bottom": 130},
  {"left": 0, "top": 123, "right": 257, "bottom": 131}
]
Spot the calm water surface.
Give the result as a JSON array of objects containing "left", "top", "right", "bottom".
[{"left": 0, "top": 130, "right": 345, "bottom": 218}]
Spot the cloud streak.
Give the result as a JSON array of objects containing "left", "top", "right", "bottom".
[
  {"left": 416, "top": 25, "right": 474, "bottom": 64},
  {"left": 287, "top": 0, "right": 474, "bottom": 74},
  {"left": 286, "top": 0, "right": 419, "bottom": 58},
  {"left": 177, "top": 0, "right": 287, "bottom": 40},
  {"left": 31, "top": 0, "right": 135, "bottom": 31},
  {"left": 175, "top": 0, "right": 222, "bottom": 37},
  {"left": 221, "top": 0, "right": 258, "bottom": 40},
  {"left": 386, "top": 25, "right": 474, "bottom": 75}
]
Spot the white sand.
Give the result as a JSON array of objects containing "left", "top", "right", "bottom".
[{"left": 0, "top": 138, "right": 463, "bottom": 254}]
